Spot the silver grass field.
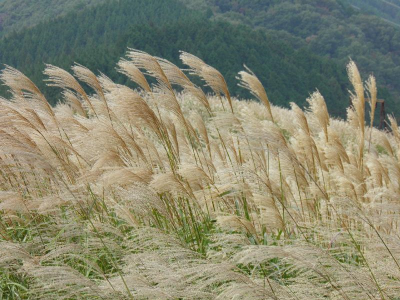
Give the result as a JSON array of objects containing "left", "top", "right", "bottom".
[{"left": 0, "top": 49, "right": 399, "bottom": 299}]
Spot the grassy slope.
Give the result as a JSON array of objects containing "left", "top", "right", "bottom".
[{"left": 0, "top": 50, "right": 399, "bottom": 299}]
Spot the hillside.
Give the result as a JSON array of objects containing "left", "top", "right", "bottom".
[
  {"left": 1, "top": 0, "right": 400, "bottom": 119},
  {"left": 0, "top": 0, "right": 351, "bottom": 117},
  {"left": 347, "top": 0, "right": 400, "bottom": 25},
  {"left": 1, "top": 2, "right": 400, "bottom": 299},
  {"left": 183, "top": 0, "right": 400, "bottom": 118},
  {"left": 0, "top": 0, "right": 105, "bottom": 37}
]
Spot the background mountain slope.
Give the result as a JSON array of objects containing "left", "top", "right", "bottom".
[
  {"left": 1, "top": 0, "right": 400, "bottom": 119},
  {"left": 0, "top": 0, "right": 105, "bottom": 37},
  {"left": 347, "top": 0, "right": 400, "bottom": 25},
  {"left": 0, "top": 0, "right": 351, "bottom": 117},
  {"left": 182, "top": 0, "right": 400, "bottom": 117}
]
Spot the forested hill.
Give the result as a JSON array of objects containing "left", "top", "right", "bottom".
[
  {"left": 347, "top": 0, "right": 400, "bottom": 25},
  {"left": 0, "top": 0, "right": 352, "bottom": 118},
  {"left": 2, "top": 0, "right": 400, "bottom": 119},
  {"left": 0, "top": 0, "right": 107, "bottom": 38},
  {"left": 187, "top": 0, "right": 400, "bottom": 118}
]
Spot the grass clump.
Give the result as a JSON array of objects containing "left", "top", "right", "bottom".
[{"left": 0, "top": 49, "right": 399, "bottom": 299}]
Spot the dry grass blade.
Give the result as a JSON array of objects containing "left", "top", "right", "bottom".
[
  {"left": 126, "top": 49, "right": 172, "bottom": 92},
  {"left": 157, "top": 57, "right": 211, "bottom": 112},
  {"left": 237, "top": 66, "right": 273, "bottom": 121},
  {"left": 347, "top": 60, "right": 366, "bottom": 170},
  {"left": 306, "top": 91, "right": 329, "bottom": 142},
  {"left": 44, "top": 64, "right": 97, "bottom": 116},
  {"left": 0, "top": 50, "right": 398, "bottom": 300},
  {"left": 117, "top": 59, "right": 152, "bottom": 93},
  {"left": 180, "top": 51, "right": 233, "bottom": 112}
]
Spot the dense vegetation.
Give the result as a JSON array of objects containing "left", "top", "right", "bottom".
[
  {"left": 348, "top": 0, "right": 400, "bottom": 25},
  {"left": 0, "top": 49, "right": 399, "bottom": 299},
  {"left": 0, "top": 0, "right": 105, "bottom": 37},
  {"left": 1, "top": 0, "right": 400, "bottom": 118},
  {"left": 186, "top": 0, "right": 400, "bottom": 117},
  {"left": 0, "top": 0, "right": 194, "bottom": 99},
  {"left": 0, "top": 0, "right": 353, "bottom": 117},
  {"left": 1, "top": 1, "right": 400, "bottom": 298}
]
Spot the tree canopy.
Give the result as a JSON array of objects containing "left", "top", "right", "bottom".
[{"left": 0, "top": 0, "right": 352, "bottom": 118}]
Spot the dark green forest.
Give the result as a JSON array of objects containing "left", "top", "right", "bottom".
[
  {"left": 1, "top": 0, "right": 400, "bottom": 119},
  {"left": 193, "top": 0, "right": 400, "bottom": 117},
  {"left": 0, "top": 0, "right": 105, "bottom": 37},
  {"left": 0, "top": 0, "right": 353, "bottom": 117},
  {"left": 347, "top": 0, "right": 400, "bottom": 25}
]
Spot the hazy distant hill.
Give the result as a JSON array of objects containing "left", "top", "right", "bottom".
[{"left": 0, "top": 0, "right": 105, "bottom": 37}]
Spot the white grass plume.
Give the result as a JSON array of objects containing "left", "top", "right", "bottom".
[{"left": 0, "top": 51, "right": 399, "bottom": 300}]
